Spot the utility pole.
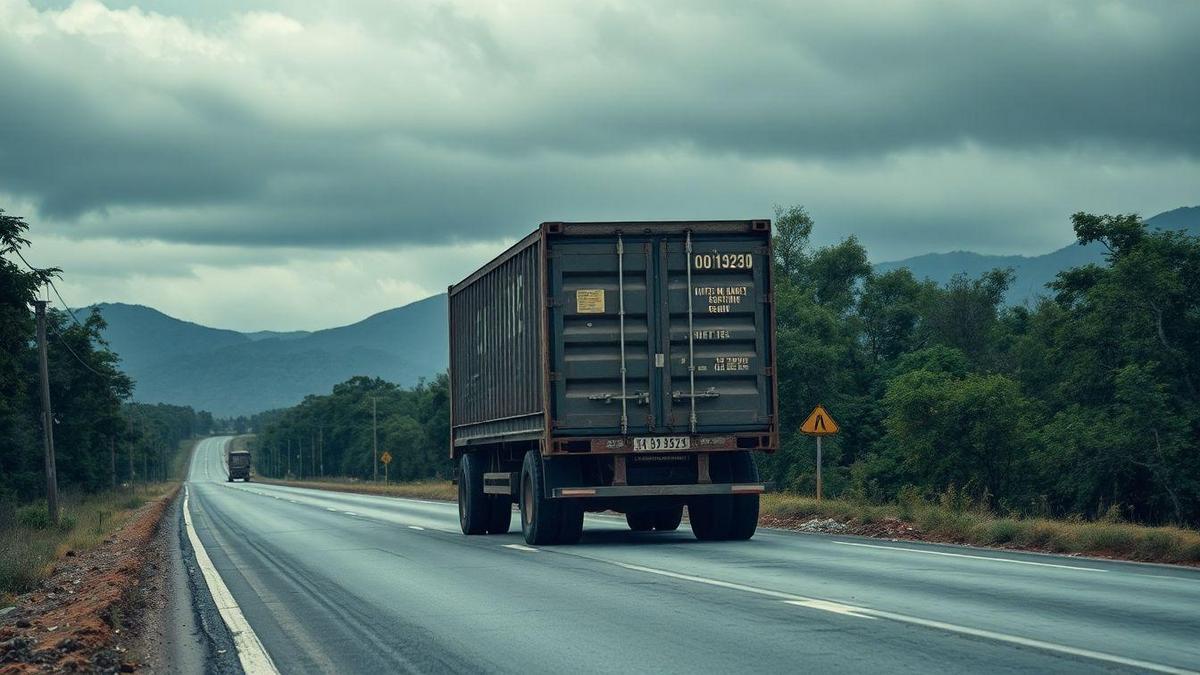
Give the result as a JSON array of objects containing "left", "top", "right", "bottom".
[
  {"left": 34, "top": 300, "right": 59, "bottom": 526},
  {"left": 128, "top": 419, "right": 135, "bottom": 493},
  {"left": 287, "top": 437, "right": 292, "bottom": 478},
  {"left": 318, "top": 425, "right": 324, "bottom": 478},
  {"left": 110, "top": 436, "right": 116, "bottom": 491},
  {"left": 372, "top": 396, "right": 378, "bottom": 482}
]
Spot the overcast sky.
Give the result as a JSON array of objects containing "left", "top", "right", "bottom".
[{"left": 3, "top": 0, "right": 1198, "bottom": 330}]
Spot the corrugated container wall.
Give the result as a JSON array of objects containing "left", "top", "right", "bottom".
[{"left": 449, "top": 234, "right": 544, "bottom": 447}]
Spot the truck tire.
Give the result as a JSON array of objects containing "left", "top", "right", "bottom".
[
  {"left": 688, "top": 497, "right": 733, "bottom": 541},
  {"left": 520, "top": 450, "right": 565, "bottom": 545},
  {"left": 458, "top": 452, "right": 491, "bottom": 535},
  {"left": 653, "top": 506, "right": 684, "bottom": 532},
  {"left": 626, "top": 511, "right": 655, "bottom": 531},
  {"left": 486, "top": 496, "right": 512, "bottom": 534},
  {"left": 727, "top": 451, "right": 760, "bottom": 541}
]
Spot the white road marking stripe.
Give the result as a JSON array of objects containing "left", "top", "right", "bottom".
[
  {"left": 785, "top": 599, "right": 877, "bottom": 619},
  {"left": 326, "top": 507, "right": 337, "bottom": 512},
  {"left": 503, "top": 544, "right": 538, "bottom": 552},
  {"left": 184, "top": 485, "right": 279, "bottom": 675},
  {"left": 598, "top": 559, "right": 1191, "bottom": 674},
  {"left": 833, "top": 541, "right": 1106, "bottom": 572},
  {"left": 407, "top": 525, "right": 425, "bottom": 531},
  {"left": 344, "top": 512, "right": 358, "bottom": 516}
]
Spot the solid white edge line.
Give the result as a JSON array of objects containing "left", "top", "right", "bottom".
[
  {"left": 184, "top": 484, "right": 279, "bottom": 675},
  {"left": 408, "top": 525, "right": 425, "bottom": 531},
  {"left": 833, "top": 541, "right": 1106, "bottom": 572},
  {"left": 602, "top": 560, "right": 1194, "bottom": 675}
]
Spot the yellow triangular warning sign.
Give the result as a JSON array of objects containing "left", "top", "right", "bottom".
[{"left": 800, "top": 404, "right": 839, "bottom": 436}]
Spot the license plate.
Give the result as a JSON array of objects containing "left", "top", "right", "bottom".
[{"left": 633, "top": 436, "right": 691, "bottom": 452}]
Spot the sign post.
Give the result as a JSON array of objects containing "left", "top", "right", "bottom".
[
  {"left": 799, "top": 404, "right": 839, "bottom": 501},
  {"left": 380, "top": 450, "right": 393, "bottom": 484}
]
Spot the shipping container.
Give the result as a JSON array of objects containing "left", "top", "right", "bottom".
[{"left": 449, "top": 220, "right": 777, "bottom": 544}]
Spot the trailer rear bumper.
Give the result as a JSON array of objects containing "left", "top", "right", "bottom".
[{"left": 551, "top": 483, "right": 766, "bottom": 499}]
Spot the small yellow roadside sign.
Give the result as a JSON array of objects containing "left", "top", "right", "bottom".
[
  {"left": 380, "top": 451, "right": 393, "bottom": 465},
  {"left": 800, "top": 404, "right": 839, "bottom": 436}
]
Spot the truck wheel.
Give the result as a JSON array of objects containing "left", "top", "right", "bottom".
[
  {"left": 727, "top": 451, "right": 761, "bottom": 540},
  {"left": 486, "top": 496, "right": 512, "bottom": 534},
  {"left": 626, "top": 511, "right": 655, "bottom": 531},
  {"left": 689, "top": 496, "right": 732, "bottom": 541},
  {"left": 520, "top": 450, "right": 564, "bottom": 545},
  {"left": 458, "top": 452, "right": 491, "bottom": 535},
  {"left": 653, "top": 506, "right": 684, "bottom": 532}
]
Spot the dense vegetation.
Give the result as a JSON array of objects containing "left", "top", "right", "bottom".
[
  {"left": 258, "top": 207, "right": 1199, "bottom": 527},
  {"left": 252, "top": 375, "right": 450, "bottom": 482},
  {"left": 0, "top": 210, "right": 211, "bottom": 504},
  {"left": 763, "top": 207, "right": 1199, "bottom": 526}
]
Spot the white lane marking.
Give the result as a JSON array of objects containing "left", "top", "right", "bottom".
[
  {"left": 407, "top": 525, "right": 425, "bottom": 531},
  {"left": 503, "top": 544, "right": 539, "bottom": 552},
  {"left": 184, "top": 485, "right": 279, "bottom": 675},
  {"left": 599, "top": 559, "right": 1191, "bottom": 675},
  {"left": 833, "top": 541, "right": 1106, "bottom": 572},
  {"left": 785, "top": 599, "right": 876, "bottom": 619},
  {"left": 289, "top": 500, "right": 298, "bottom": 504},
  {"left": 343, "top": 512, "right": 358, "bottom": 516},
  {"left": 326, "top": 507, "right": 337, "bottom": 512}
]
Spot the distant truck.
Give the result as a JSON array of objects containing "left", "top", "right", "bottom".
[
  {"left": 449, "top": 220, "right": 777, "bottom": 545},
  {"left": 227, "top": 449, "right": 252, "bottom": 482}
]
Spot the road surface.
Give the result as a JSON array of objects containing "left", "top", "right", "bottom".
[{"left": 184, "top": 437, "right": 1200, "bottom": 673}]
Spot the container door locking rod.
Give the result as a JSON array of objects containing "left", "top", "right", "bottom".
[
  {"left": 618, "top": 233, "right": 629, "bottom": 436},
  {"left": 686, "top": 231, "right": 698, "bottom": 433}
]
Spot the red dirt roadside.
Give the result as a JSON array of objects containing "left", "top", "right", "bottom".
[{"left": 0, "top": 486, "right": 179, "bottom": 674}]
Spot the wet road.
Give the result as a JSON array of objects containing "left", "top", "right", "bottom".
[{"left": 184, "top": 436, "right": 1200, "bottom": 674}]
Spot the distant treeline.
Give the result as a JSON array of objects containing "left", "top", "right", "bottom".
[
  {"left": 251, "top": 375, "right": 450, "bottom": 482},
  {"left": 1, "top": 210, "right": 213, "bottom": 502}
]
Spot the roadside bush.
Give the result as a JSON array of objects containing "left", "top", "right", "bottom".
[{"left": 976, "top": 518, "right": 1021, "bottom": 545}]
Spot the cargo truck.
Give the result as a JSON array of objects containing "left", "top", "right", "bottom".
[
  {"left": 449, "top": 220, "right": 776, "bottom": 545},
  {"left": 227, "top": 449, "right": 251, "bottom": 482}
]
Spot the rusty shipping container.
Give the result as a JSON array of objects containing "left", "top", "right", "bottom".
[{"left": 449, "top": 220, "right": 777, "bottom": 544}]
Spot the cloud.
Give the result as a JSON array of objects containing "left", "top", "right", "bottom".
[{"left": 1, "top": 0, "right": 1199, "bottom": 328}]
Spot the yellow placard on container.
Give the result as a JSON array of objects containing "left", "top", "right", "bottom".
[{"left": 576, "top": 289, "right": 606, "bottom": 313}]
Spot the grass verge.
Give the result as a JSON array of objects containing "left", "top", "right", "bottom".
[
  {"left": 254, "top": 476, "right": 1200, "bottom": 566},
  {"left": 760, "top": 493, "right": 1200, "bottom": 566},
  {"left": 0, "top": 483, "right": 178, "bottom": 602}
]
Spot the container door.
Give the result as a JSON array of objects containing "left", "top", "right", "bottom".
[
  {"left": 660, "top": 234, "right": 771, "bottom": 431},
  {"left": 550, "top": 237, "right": 658, "bottom": 435}
]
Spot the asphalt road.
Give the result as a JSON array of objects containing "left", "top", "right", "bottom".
[{"left": 184, "top": 436, "right": 1200, "bottom": 674}]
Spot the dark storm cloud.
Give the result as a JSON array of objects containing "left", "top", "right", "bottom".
[{"left": 1, "top": 0, "right": 1198, "bottom": 252}]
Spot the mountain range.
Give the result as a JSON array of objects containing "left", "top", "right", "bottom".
[
  {"left": 80, "top": 295, "right": 448, "bottom": 418},
  {"left": 84, "top": 206, "right": 1196, "bottom": 417},
  {"left": 876, "top": 206, "right": 1199, "bottom": 304}
]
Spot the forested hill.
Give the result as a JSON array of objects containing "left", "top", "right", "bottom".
[
  {"left": 876, "top": 206, "right": 1199, "bottom": 304},
  {"left": 82, "top": 295, "right": 448, "bottom": 418}
]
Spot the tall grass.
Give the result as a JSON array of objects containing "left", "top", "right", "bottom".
[
  {"left": 0, "top": 483, "right": 175, "bottom": 601},
  {"left": 760, "top": 492, "right": 1200, "bottom": 565}
]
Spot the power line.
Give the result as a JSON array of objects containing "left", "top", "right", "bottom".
[
  {"left": 10, "top": 248, "right": 84, "bottom": 327},
  {"left": 45, "top": 320, "right": 109, "bottom": 379}
]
